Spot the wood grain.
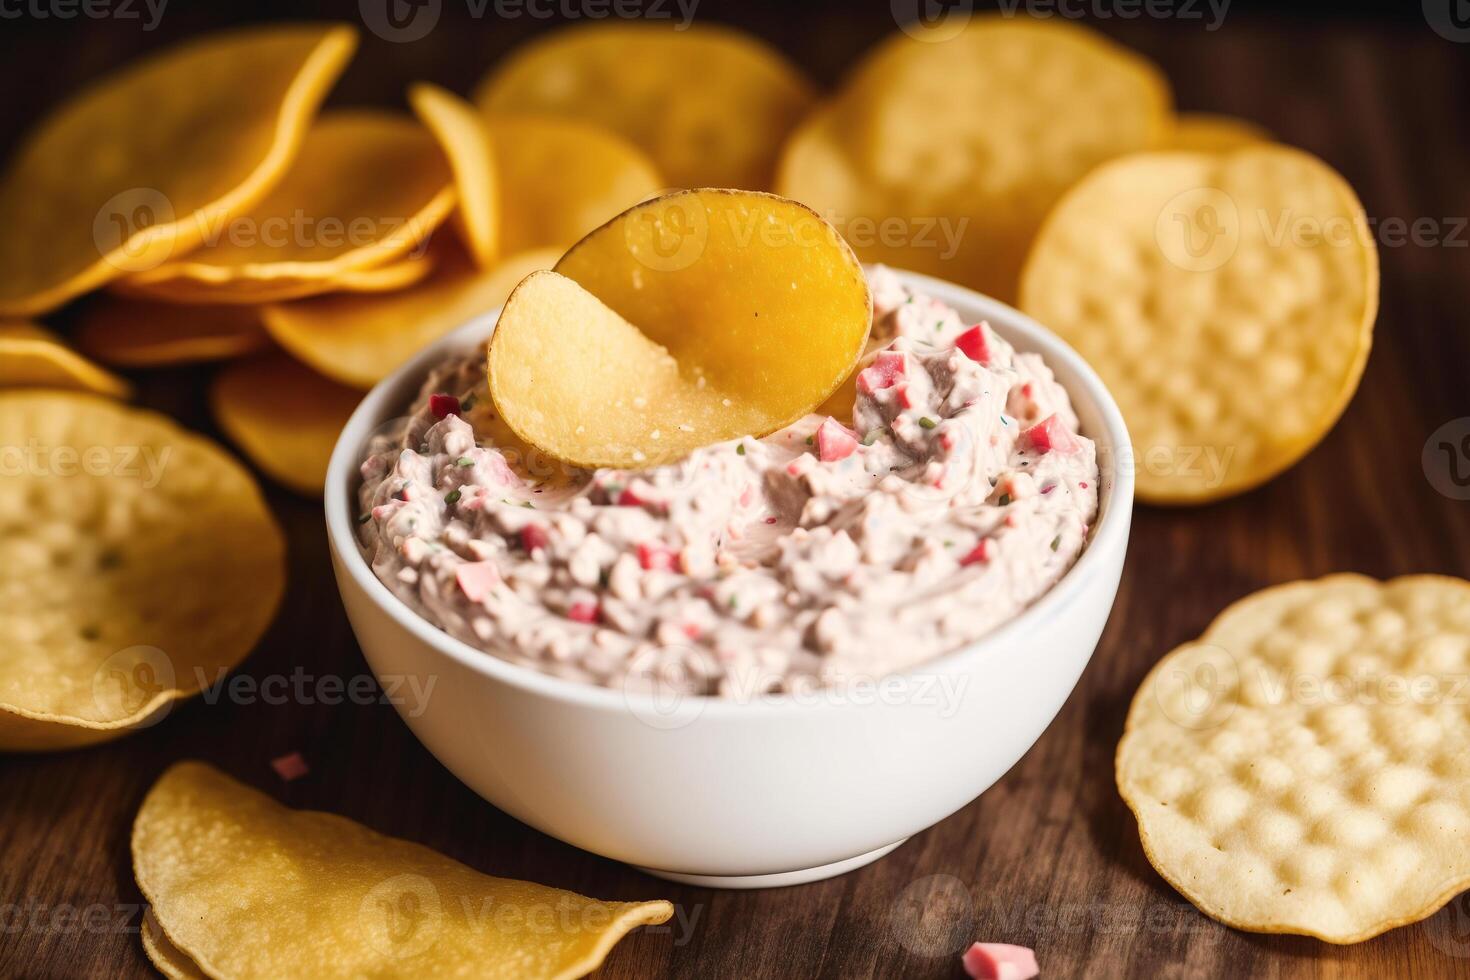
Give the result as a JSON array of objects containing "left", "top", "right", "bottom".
[{"left": 2, "top": 4, "right": 1469, "bottom": 978}]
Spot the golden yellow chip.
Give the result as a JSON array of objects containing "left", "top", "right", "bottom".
[
  {"left": 112, "top": 248, "right": 435, "bottom": 305},
  {"left": 486, "top": 114, "right": 663, "bottom": 256},
  {"left": 476, "top": 23, "right": 814, "bottom": 189},
  {"left": 72, "top": 298, "right": 268, "bottom": 367},
  {"left": 0, "top": 392, "right": 284, "bottom": 751},
  {"left": 489, "top": 190, "right": 870, "bottom": 468},
  {"left": 1020, "top": 146, "right": 1377, "bottom": 503},
  {"left": 1118, "top": 575, "right": 1470, "bottom": 943},
  {"left": 117, "top": 110, "right": 455, "bottom": 293},
  {"left": 133, "top": 761, "right": 673, "bottom": 979},
  {"left": 142, "top": 909, "right": 206, "bottom": 980},
  {"left": 411, "top": 83, "right": 499, "bottom": 268},
  {"left": 776, "top": 17, "right": 1170, "bottom": 303},
  {"left": 210, "top": 354, "right": 362, "bottom": 497},
  {"left": 0, "top": 322, "right": 131, "bottom": 398},
  {"left": 0, "top": 25, "right": 356, "bottom": 317},
  {"left": 264, "top": 244, "right": 560, "bottom": 389},
  {"left": 1165, "top": 113, "right": 1272, "bottom": 152}
]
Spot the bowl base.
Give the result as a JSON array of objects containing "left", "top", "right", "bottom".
[{"left": 634, "top": 838, "right": 908, "bottom": 890}]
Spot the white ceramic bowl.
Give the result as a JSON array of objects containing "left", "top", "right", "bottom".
[{"left": 325, "top": 269, "right": 1133, "bottom": 888}]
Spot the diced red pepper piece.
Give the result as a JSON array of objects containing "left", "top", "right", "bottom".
[
  {"left": 617, "top": 485, "right": 650, "bottom": 507},
  {"left": 962, "top": 942, "right": 1038, "bottom": 980},
  {"left": 567, "top": 601, "right": 600, "bottom": 624},
  {"left": 816, "top": 417, "right": 858, "bottom": 462},
  {"left": 520, "top": 524, "right": 549, "bottom": 553},
  {"left": 954, "top": 325, "right": 990, "bottom": 364},
  {"left": 856, "top": 350, "right": 906, "bottom": 395},
  {"left": 1021, "top": 413, "right": 1082, "bottom": 455},
  {"left": 270, "top": 752, "right": 309, "bottom": 782},
  {"left": 429, "top": 393, "right": 461, "bottom": 419},
  {"left": 960, "top": 539, "right": 994, "bottom": 567},
  {"left": 637, "top": 542, "right": 680, "bottom": 572},
  {"left": 454, "top": 561, "right": 500, "bottom": 602}
]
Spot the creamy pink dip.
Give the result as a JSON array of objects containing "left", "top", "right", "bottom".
[{"left": 358, "top": 267, "right": 1099, "bottom": 698}]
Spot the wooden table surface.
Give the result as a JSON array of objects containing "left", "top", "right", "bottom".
[{"left": 3, "top": 3, "right": 1468, "bottom": 977}]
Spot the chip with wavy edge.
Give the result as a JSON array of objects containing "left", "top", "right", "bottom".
[
  {"left": 489, "top": 190, "right": 870, "bottom": 468},
  {"left": 0, "top": 24, "right": 357, "bottom": 316},
  {"left": 411, "top": 83, "right": 500, "bottom": 269},
  {"left": 0, "top": 392, "right": 284, "bottom": 750},
  {"left": 118, "top": 110, "right": 454, "bottom": 291},
  {"left": 776, "top": 17, "right": 1169, "bottom": 304},
  {"left": 1117, "top": 575, "right": 1470, "bottom": 943},
  {"left": 0, "top": 322, "right": 131, "bottom": 398},
  {"left": 475, "top": 22, "right": 813, "bottom": 190},
  {"left": 133, "top": 762, "right": 673, "bottom": 980},
  {"left": 264, "top": 243, "right": 561, "bottom": 389},
  {"left": 211, "top": 353, "right": 363, "bottom": 496},
  {"left": 1020, "top": 145, "right": 1377, "bottom": 503},
  {"left": 73, "top": 298, "right": 269, "bottom": 367}
]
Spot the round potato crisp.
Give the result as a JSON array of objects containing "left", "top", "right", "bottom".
[
  {"left": 0, "top": 392, "right": 284, "bottom": 750},
  {"left": 211, "top": 354, "right": 362, "bottom": 497},
  {"left": 777, "top": 16, "right": 1170, "bottom": 303},
  {"left": 411, "top": 83, "right": 500, "bottom": 269},
  {"left": 485, "top": 114, "right": 663, "bottom": 257},
  {"left": 476, "top": 23, "right": 814, "bottom": 190},
  {"left": 73, "top": 298, "right": 269, "bottom": 367},
  {"left": 489, "top": 190, "right": 870, "bottom": 469},
  {"left": 263, "top": 243, "right": 561, "bottom": 389},
  {"left": 118, "top": 110, "right": 454, "bottom": 293},
  {"left": 1020, "top": 145, "right": 1378, "bottom": 503},
  {"left": 0, "top": 322, "right": 132, "bottom": 398},
  {"left": 133, "top": 761, "right": 673, "bottom": 979},
  {"left": 0, "top": 25, "right": 357, "bottom": 316},
  {"left": 113, "top": 248, "right": 435, "bottom": 305},
  {"left": 1117, "top": 575, "right": 1470, "bottom": 943}
]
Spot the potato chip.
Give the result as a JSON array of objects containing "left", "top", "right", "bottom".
[
  {"left": 485, "top": 114, "right": 663, "bottom": 256},
  {"left": 118, "top": 110, "right": 455, "bottom": 293},
  {"left": 0, "top": 392, "right": 284, "bottom": 750},
  {"left": 1020, "top": 146, "right": 1377, "bottom": 503},
  {"left": 210, "top": 354, "right": 362, "bottom": 496},
  {"left": 1165, "top": 113, "right": 1272, "bottom": 152},
  {"left": 0, "top": 322, "right": 131, "bottom": 398},
  {"left": 776, "top": 17, "right": 1170, "bottom": 302},
  {"left": 476, "top": 23, "right": 814, "bottom": 189},
  {"left": 1117, "top": 575, "right": 1470, "bottom": 943},
  {"left": 0, "top": 25, "right": 356, "bottom": 316},
  {"left": 142, "top": 910, "right": 206, "bottom": 980},
  {"left": 72, "top": 298, "right": 268, "bottom": 367},
  {"left": 411, "top": 83, "right": 499, "bottom": 268},
  {"left": 264, "top": 244, "right": 560, "bottom": 389},
  {"left": 489, "top": 190, "right": 870, "bottom": 468},
  {"left": 113, "top": 248, "right": 435, "bottom": 305},
  {"left": 133, "top": 761, "right": 673, "bottom": 979}
]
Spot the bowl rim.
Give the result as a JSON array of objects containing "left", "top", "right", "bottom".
[{"left": 324, "top": 266, "right": 1134, "bottom": 716}]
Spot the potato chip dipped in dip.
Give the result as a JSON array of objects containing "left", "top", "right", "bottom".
[{"left": 357, "top": 192, "right": 1098, "bottom": 698}]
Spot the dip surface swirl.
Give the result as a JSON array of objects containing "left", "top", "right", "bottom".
[{"left": 358, "top": 268, "right": 1099, "bottom": 698}]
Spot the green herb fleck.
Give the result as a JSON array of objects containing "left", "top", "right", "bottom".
[
  {"left": 805, "top": 435, "right": 814, "bottom": 446},
  {"left": 457, "top": 457, "right": 474, "bottom": 467},
  {"left": 998, "top": 493, "right": 1012, "bottom": 506},
  {"left": 1050, "top": 535, "right": 1061, "bottom": 552},
  {"left": 460, "top": 394, "right": 477, "bottom": 412},
  {"left": 728, "top": 595, "right": 738, "bottom": 610},
  {"left": 736, "top": 443, "right": 746, "bottom": 456},
  {"left": 444, "top": 490, "right": 461, "bottom": 504},
  {"left": 862, "top": 428, "right": 882, "bottom": 446},
  {"left": 522, "top": 501, "right": 534, "bottom": 509},
  {"left": 356, "top": 513, "right": 372, "bottom": 525},
  {"left": 918, "top": 416, "right": 937, "bottom": 429}
]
